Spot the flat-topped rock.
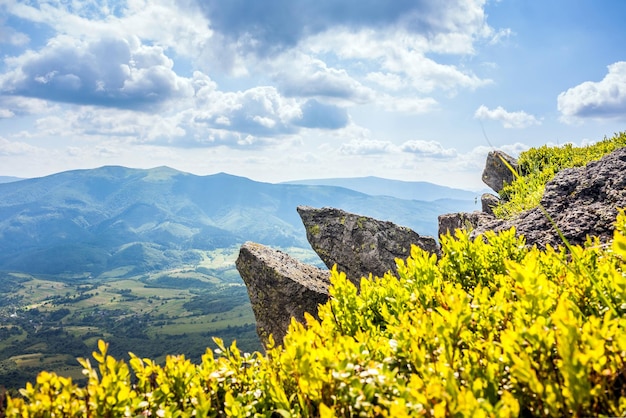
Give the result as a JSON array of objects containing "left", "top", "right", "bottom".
[{"left": 297, "top": 206, "right": 439, "bottom": 286}]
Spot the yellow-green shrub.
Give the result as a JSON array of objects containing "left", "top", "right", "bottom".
[
  {"left": 494, "top": 131, "right": 626, "bottom": 218},
  {"left": 5, "top": 211, "right": 626, "bottom": 417}
]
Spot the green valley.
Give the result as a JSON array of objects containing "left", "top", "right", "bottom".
[
  {"left": 0, "top": 167, "right": 477, "bottom": 390},
  {"left": 0, "top": 248, "right": 238, "bottom": 388},
  {"left": 0, "top": 245, "right": 327, "bottom": 389}
]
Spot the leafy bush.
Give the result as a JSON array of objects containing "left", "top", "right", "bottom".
[
  {"left": 494, "top": 131, "right": 626, "bottom": 218},
  {"left": 5, "top": 211, "right": 626, "bottom": 417}
]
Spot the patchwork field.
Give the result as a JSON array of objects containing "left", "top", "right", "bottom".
[{"left": 0, "top": 246, "right": 324, "bottom": 390}]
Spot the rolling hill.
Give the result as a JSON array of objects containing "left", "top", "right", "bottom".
[
  {"left": 0, "top": 166, "right": 480, "bottom": 388},
  {"left": 0, "top": 166, "right": 478, "bottom": 277}
]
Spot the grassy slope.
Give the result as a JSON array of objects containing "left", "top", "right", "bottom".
[{"left": 494, "top": 131, "right": 626, "bottom": 218}]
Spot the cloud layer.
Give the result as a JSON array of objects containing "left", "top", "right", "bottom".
[
  {"left": 1, "top": 36, "right": 193, "bottom": 108},
  {"left": 198, "top": 0, "right": 492, "bottom": 56},
  {"left": 0, "top": 0, "right": 623, "bottom": 190},
  {"left": 0, "top": 0, "right": 504, "bottom": 153}
]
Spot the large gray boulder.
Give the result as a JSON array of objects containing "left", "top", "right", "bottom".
[
  {"left": 235, "top": 242, "right": 329, "bottom": 348},
  {"left": 473, "top": 147, "right": 626, "bottom": 248},
  {"left": 482, "top": 150, "right": 518, "bottom": 193},
  {"left": 297, "top": 206, "right": 439, "bottom": 286}
]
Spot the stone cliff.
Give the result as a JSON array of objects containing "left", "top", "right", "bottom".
[{"left": 236, "top": 147, "right": 626, "bottom": 348}]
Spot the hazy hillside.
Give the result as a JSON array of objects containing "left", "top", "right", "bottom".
[
  {"left": 283, "top": 176, "right": 485, "bottom": 201},
  {"left": 0, "top": 176, "right": 23, "bottom": 184},
  {"left": 0, "top": 166, "right": 477, "bottom": 277}
]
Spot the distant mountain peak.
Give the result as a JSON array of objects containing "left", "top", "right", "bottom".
[{"left": 144, "top": 166, "right": 184, "bottom": 182}]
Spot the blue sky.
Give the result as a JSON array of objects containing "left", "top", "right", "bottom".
[{"left": 0, "top": 0, "right": 625, "bottom": 190}]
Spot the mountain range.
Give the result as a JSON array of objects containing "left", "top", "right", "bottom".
[
  {"left": 0, "top": 166, "right": 478, "bottom": 278},
  {"left": 283, "top": 176, "right": 485, "bottom": 201}
]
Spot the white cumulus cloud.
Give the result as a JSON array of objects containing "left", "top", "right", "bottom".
[
  {"left": 557, "top": 61, "right": 626, "bottom": 121},
  {"left": 0, "top": 35, "right": 194, "bottom": 109},
  {"left": 474, "top": 105, "right": 541, "bottom": 129},
  {"left": 192, "top": 85, "right": 302, "bottom": 137},
  {"left": 308, "top": 29, "right": 492, "bottom": 95},
  {"left": 273, "top": 54, "right": 375, "bottom": 104}
]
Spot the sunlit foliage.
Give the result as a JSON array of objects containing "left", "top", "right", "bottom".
[{"left": 5, "top": 211, "right": 626, "bottom": 417}]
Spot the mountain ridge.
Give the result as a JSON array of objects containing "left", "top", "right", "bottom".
[
  {"left": 0, "top": 166, "right": 478, "bottom": 277},
  {"left": 282, "top": 175, "right": 485, "bottom": 201}
]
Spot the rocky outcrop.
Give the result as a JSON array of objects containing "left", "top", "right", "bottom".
[
  {"left": 436, "top": 150, "right": 514, "bottom": 237},
  {"left": 297, "top": 206, "right": 439, "bottom": 285},
  {"left": 236, "top": 208, "right": 439, "bottom": 346},
  {"left": 482, "top": 150, "right": 518, "bottom": 193},
  {"left": 236, "top": 146, "right": 626, "bottom": 348},
  {"left": 438, "top": 211, "right": 495, "bottom": 238},
  {"left": 235, "top": 242, "right": 329, "bottom": 348},
  {"left": 473, "top": 147, "right": 626, "bottom": 248}
]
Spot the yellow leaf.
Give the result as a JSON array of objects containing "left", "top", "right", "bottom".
[
  {"left": 98, "top": 339, "right": 107, "bottom": 355},
  {"left": 319, "top": 403, "right": 335, "bottom": 418},
  {"left": 433, "top": 401, "right": 447, "bottom": 418},
  {"left": 612, "top": 230, "right": 626, "bottom": 257}
]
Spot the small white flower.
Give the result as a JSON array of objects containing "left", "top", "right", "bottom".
[{"left": 389, "top": 339, "right": 398, "bottom": 350}]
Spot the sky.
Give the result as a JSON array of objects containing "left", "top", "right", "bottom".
[{"left": 0, "top": 0, "right": 625, "bottom": 190}]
